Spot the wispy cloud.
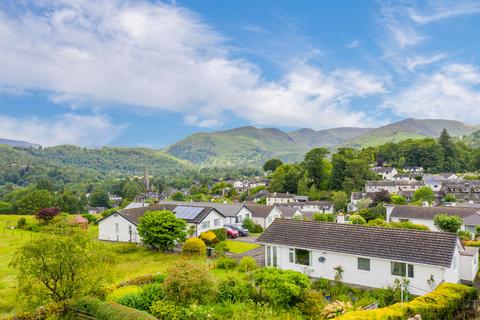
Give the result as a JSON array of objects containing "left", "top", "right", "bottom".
[
  {"left": 0, "top": 0, "right": 386, "bottom": 129},
  {"left": 184, "top": 115, "right": 223, "bottom": 128},
  {"left": 345, "top": 40, "right": 360, "bottom": 49},
  {"left": 0, "top": 113, "right": 125, "bottom": 146},
  {"left": 405, "top": 53, "right": 449, "bottom": 71},
  {"left": 385, "top": 64, "right": 480, "bottom": 122},
  {"left": 408, "top": 1, "right": 480, "bottom": 24}
]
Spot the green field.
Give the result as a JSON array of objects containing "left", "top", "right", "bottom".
[{"left": 0, "top": 215, "right": 252, "bottom": 318}]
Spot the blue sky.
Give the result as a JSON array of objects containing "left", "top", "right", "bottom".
[{"left": 0, "top": 0, "right": 480, "bottom": 147}]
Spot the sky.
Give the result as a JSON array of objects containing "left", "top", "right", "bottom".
[{"left": 0, "top": 0, "right": 480, "bottom": 148}]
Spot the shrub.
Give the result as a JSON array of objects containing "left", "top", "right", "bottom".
[
  {"left": 212, "top": 228, "right": 227, "bottom": 241},
  {"left": 113, "top": 273, "right": 165, "bottom": 289},
  {"left": 349, "top": 215, "right": 366, "bottom": 225},
  {"left": 72, "top": 297, "right": 102, "bottom": 315},
  {"left": 253, "top": 267, "right": 310, "bottom": 307},
  {"left": 242, "top": 218, "right": 255, "bottom": 231},
  {"left": 199, "top": 230, "right": 219, "bottom": 246},
  {"left": 0, "top": 201, "right": 13, "bottom": 214},
  {"left": 312, "top": 213, "right": 335, "bottom": 222},
  {"left": 6, "top": 300, "right": 71, "bottom": 320},
  {"left": 464, "top": 240, "right": 480, "bottom": 247},
  {"left": 312, "top": 278, "right": 332, "bottom": 292},
  {"left": 35, "top": 207, "right": 60, "bottom": 224},
  {"left": 336, "top": 283, "right": 477, "bottom": 320},
  {"left": 433, "top": 214, "right": 463, "bottom": 233},
  {"left": 182, "top": 237, "right": 206, "bottom": 256},
  {"left": 163, "top": 260, "right": 217, "bottom": 304},
  {"left": 297, "top": 290, "right": 326, "bottom": 316},
  {"left": 216, "top": 256, "right": 238, "bottom": 269},
  {"left": 458, "top": 230, "right": 473, "bottom": 241},
  {"left": 238, "top": 256, "right": 257, "bottom": 272},
  {"left": 367, "top": 218, "right": 387, "bottom": 227},
  {"left": 82, "top": 213, "right": 97, "bottom": 224},
  {"left": 150, "top": 300, "right": 184, "bottom": 320},
  {"left": 117, "top": 292, "right": 145, "bottom": 310},
  {"left": 17, "top": 217, "right": 27, "bottom": 229},
  {"left": 95, "top": 301, "right": 156, "bottom": 320},
  {"left": 107, "top": 285, "right": 142, "bottom": 302},
  {"left": 117, "top": 283, "right": 163, "bottom": 311},
  {"left": 214, "top": 241, "right": 229, "bottom": 256},
  {"left": 251, "top": 223, "right": 263, "bottom": 233},
  {"left": 387, "top": 221, "right": 429, "bottom": 231},
  {"left": 321, "top": 300, "right": 353, "bottom": 319},
  {"left": 218, "top": 278, "right": 254, "bottom": 302}
]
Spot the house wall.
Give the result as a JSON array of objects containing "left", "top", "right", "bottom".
[
  {"left": 265, "top": 209, "right": 282, "bottom": 228},
  {"left": 252, "top": 216, "right": 266, "bottom": 229},
  {"left": 268, "top": 244, "right": 460, "bottom": 295},
  {"left": 266, "top": 197, "right": 294, "bottom": 206},
  {"left": 98, "top": 214, "right": 140, "bottom": 243},
  {"left": 460, "top": 252, "right": 479, "bottom": 283},
  {"left": 196, "top": 210, "right": 225, "bottom": 236},
  {"left": 389, "top": 216, "right": 473, "bottom": 234}
]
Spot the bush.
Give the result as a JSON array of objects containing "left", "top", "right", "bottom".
[
  {"left": 107, "top": 285, "right": 142, "bottom": 302},
  {"left": 458, "top": 230, "right": 473, "bottom": 241},
  {"left": 117, "top": 292, "right": 145, "bottom": 310},
  {"left": 219, "top": 278, "right": 254, "bottom": 303},
  {"left": 72, "top": 297, "right": 102, "bottom": 315},
  {"left": 242, "top": 218, "right": 255, "bottom": 231},
  {"left": 349, "top": 215, "right": 366, "bottom": 225},
  {"left": 251, "top": 223, "right": 264, "bottom": 233},
  {"left": 216, "top": 256, "right": 238, "bottom": 269},
  {"left": 312, "top": 213, "right": 335, "bottom": 222},
  {"left": 336, "top": 283, "right": 477, "bottom": 320},
  {"left": 238, "top": 256, "right": 257, "bottom": 272},
  {"left": 464, "top": 240, "right": 480, "bottom": 247},
  {"left": 212, "top": 228, "right": 227, "bottom": 241},
  {"left": 17, "top": 217, "right": 27, "bottom": 229},
  {"left": 96, "top": 301, "right": 156, "bottom": 320},
  {"left": 6, "top": 300, "right": 71, "bottom": 320},
  {"left": 182, "top": 237, "right": 206, "bottom": 256},
  {"left": 253, "top": 267, "right": 310, "bottom": 307},
  {"left": 150, "top": 300, "right": 183, "bottom": 320},
  {"left": 116, "top": 283, "right": 163, "bottom": 311},
  {"left": 215, "top": 241, "right": 230, "bottom": 256},
  {"left": 164, "top": 260, "right": 217, "bottom": 305},
  {"left": 82, "top": 213, "right": 97, "bottom": 224},
  {"left": 199, "top": 230, "right": 219, "bottom": 246},
  {"left": 101, "top": 207, "right": 120, "bottom": 218},
  {"left": 113, "top": 273, "right": 165, "bottom": 290},
  {"left": 0, "top": 201, "right": 13, "bottom": 214}
]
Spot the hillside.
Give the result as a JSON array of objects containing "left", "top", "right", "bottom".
[
  {"left": 0, "top": 138, "right": 40, "bottom": 148},
  {"left": 341, "top": 118, "right": 480, "bottom": 148},
  {"left": 166, "top": 126, "right": 371, "bottom": 166}
]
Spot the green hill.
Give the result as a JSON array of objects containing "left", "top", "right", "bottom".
[{"left": 341, "top": 118, "right": 480, "bottom": 148}]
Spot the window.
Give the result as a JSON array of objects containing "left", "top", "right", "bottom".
[
  {"left": 115, "top": 223, "right": 119, "bottom": 233},
  {"left": 272, "top": 246, "right": 277, "bottom": 267},
  {"left": 200, "top": 221, "right": 210, "bottom": 230},
  {"left": 357, "top": 257, "right": 370, "bottom": 271},
  {"left": 214, "top": 219, "right": 221, "bottom": 227},
  {"left": 453, "top": 254, "right": 458, "bottom": 269},
  {"left": 266, "top": 245, "right": 272, "bottom": 266},
  {"left": 289, "top": 248, "right": 294, "bottom": 263},
  {"left": 296, "top": 249, "right": 310, "bottom": 265},
  {"left": 235, "top": 216, "right": 242, "bottom": 223},
  {"left": 391, "top": 262, "right": 414, "bottom": 278}
]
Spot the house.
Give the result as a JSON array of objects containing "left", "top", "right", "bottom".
[
  {"left": 123, "top": 202, "right": 149, "bottom": 210},
  {"left": 266, "top": 192, "right": 296, "bottom": 205},
  {"left": 98, "top": 203, "right": 225, "bottom": 243},
  {"left": 245, "top": 204, "right": 276, "bottom": 228},
  {"left": 386, "top": 205, "right": 480, "bottom": 234},
  {"left": 365, "top": 180, "right": 423, "bottom": 194},
  {"left": 254, "top": 189, "right": 269, "bottom": 202},
  {"left": 404, "top": 166, "right": 424, "bottom": 173},
  {"left": 371, "top": 167, "right": 398, "bottom": 180},
  {"left": 393, "top": 173, "right": 421, "bottom": 181},
  {"left": 442, "top": 180, "right": 480, "bottom": 203},
  {"left": 271, "top": 206, "right": 303, "bottom": 220},
  {"left": 158, "top": 201, "right": 253, "bottom": 225},
  {"left": 257, "top": 219, "right": 478, "bottom": 294},
  {"left": 291, "top": 201, "right": 334, "bottom": 213}
]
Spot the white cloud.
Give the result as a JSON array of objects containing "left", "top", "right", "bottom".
[
  {"left": 344, "top": 40, "right": 360, "bottom": 49},
  {"left": 0, "top": 113, "right": 124, "bottom": 146},
  {"left": 405, "top": 53, "right": 449, "bottom": 71},
  {"left": 184, "top": 115, "right": 223, "bottom": 128},
  {"left": 385, "top": 64, "right": 480, "bottom": 122},
  {"left": 0, "top": 0, "right": 386, "bottom": 129},
  {"left": 408, "top": 1, "right": 480, "bottom": 24}
]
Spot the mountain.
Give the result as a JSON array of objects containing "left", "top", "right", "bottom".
[
  {"left": 0, "top": 138, "right": 40, "bottom": 148},
  {"left": 167, "top": 119, "right": 480, "bottom": 166},
  {"left": 166, "top": 126, "right": 373, "bottom": 166},
  {"left": 340, "top": 119, "right": 480, "bottom": 148}
]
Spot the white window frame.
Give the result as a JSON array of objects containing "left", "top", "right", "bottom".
[
  {"left": 214, "top": 219, "right": 221, "bottom": 227},
  {"left": 288, "top": 248, "right": 311, "bottom": 266},
  {"left": 115, "top": 223, "right": 119, "bottom": 233},
  {"left": 391, "top": 261, "right": 414, "bottom": 278},
  {"left": 357, "top": 257, "right": 370, "bottom": 271},
  {"left": 200, "top": 220, "right": 210, "bottom": 230}
]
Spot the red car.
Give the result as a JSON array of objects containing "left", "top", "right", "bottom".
[{"left": 225, "top": 226, "right": 239, "bottom": 238}]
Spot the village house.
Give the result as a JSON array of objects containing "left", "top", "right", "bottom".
[
  {"left": 386, "top": 205, "right": 480, "bottom": 234},
  {"left": 392, "top": 173, "right": 422, "bottom": 181},
  {"left": 404, "top": 166, "right": 424, "bottom": 173},
  {"left": 442, "top": 180, "right": 480, "bottom": 203},
  {"left": 365, "top": 180, "right": 424, "bottom": 194},
  {"left": 98, "top": 203, "right": 225, "bottom": 243},
  {"left": 289, "top": 201, "right": 334, "bottom": 213},
  {"left": 258, "top": 219, "right": 478, "bottom": 294},
  {"left": 371, "top": 167, "right": 398, "bottom": 180},
  {"left": 245, "top": 204, "right": 276, "bottom": 229},
  {"left": 266, "top": 192, "right": 308, "bottom": 206}
]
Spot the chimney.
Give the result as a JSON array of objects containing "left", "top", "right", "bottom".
[{"left": 336, "top": 213, "right": 345, "bottom": 224}]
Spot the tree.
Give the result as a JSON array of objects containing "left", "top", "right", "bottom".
[
  {"left": 302, "top": 148, "right": 330, "bottom": 189},
  {"left": 268, "top": 164, "right": 303, "bottom": 193},
  {"left": 332, "top": 191, "right": 348, "bottom": 213},
  {"left": 170, "top": 191, "right": 185, "bottom": 201},
  {"left": 433, "top": 214, "right": 463, "bottom": 233},
  {"left": 14, "top": 189, "right": 54, "bottom": 215},
  {"left": 349, "top": 215, "right": 366, "bottom": 225},
  {"left": 443, "top": 194, "right": 456, "bottom": 203},
  {"left": 89, "top": 189, "right": 110, "bottom": 208},
  {"left": 372, "top": 190, "right": 391, "bottom": 206},
  {"left": 137, "top": 210, "right": 187, "bottom": 251},
  {"left": 391, "top": 194, "right": 407, "bottom": 205},
  {"left": 36, "top": 207, "right": 60, "bottom": 224},
  {"left": 438, "top": 129, "right": 458, "bottom": 172},
  {"left": 312, "top": 213, "right": 335, "bottom": 222},
  {"left": 412, "top": 186, "right": 435, "bottom": 204},
  {"left": 263, "top": 159, "right": 283, "bottom": 172},
  {"left": 11, "top": 231, "right": 110, "bottom": 306}
]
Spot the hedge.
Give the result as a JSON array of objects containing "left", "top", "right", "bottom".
[
  {"left": 182, "top": 237, "right": 206, "bottom": 256},
  {"left": 5, "top": 300, "right": 70, "bottom": 320},
  {"left": 336, "top": 283, "right": 477, "bottom": 320},
  {"left": 72, "top": 298, "right": 156, "bottom": 320}
]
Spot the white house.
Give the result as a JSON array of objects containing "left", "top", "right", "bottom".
[
  {"left": 266, "top": 192, "right": 308, "bottom": 206},
  {"left": 98, "top": 203, "right": 226, "bottom": 243},
  {"left": 386, "top": 205, "right": 480, "bottom": 234},
  {"left": 246, "top": 204, "right": 277, "bottom": 229},
  {"left": 404, "top": 166, "right": 424, "bottom": 173},
  {"left": 365, "top": 180, "right": 423, "bottom": 194},
  {"left": 258, "top": 219, "right": 479, "bottom": 294},
  {"left": 371, "top": 167, "right": 398, "bottom": 180},
  {"left": 290, "top": 201, "right": 334, "bottom": 213}
]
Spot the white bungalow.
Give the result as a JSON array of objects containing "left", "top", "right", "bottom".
[{"left": 258, "top": 219, "right": 479, "bottom": 295}]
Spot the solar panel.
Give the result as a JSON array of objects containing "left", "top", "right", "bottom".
[{"left": 173, "top": 206, "right": 204, "bottom": 220}]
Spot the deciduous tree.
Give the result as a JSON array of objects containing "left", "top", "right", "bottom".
[{"left": 137, "top": 210, "right": 187, "bottom": 251}]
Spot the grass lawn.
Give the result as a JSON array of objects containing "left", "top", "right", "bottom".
[{"left": 225, "top": 239, "right": 260, "bottom": 254}]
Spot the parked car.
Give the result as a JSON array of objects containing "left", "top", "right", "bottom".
[
  {"left": 225, "top": 224, "right": 249, "bottom": 237},
  {"left": 225, "top": 226, "right": 239, "bottom": 238}
]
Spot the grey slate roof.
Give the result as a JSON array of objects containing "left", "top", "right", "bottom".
[
  {"left": 274, "top": 206, "right": 299, "bottom": 218},
  {"left": 461, "top": 246, "right": 479, "bottom": 257},
  {"left": 390, "top": 205, "right": 480, "bottom": 225},
  {"left": 158, "top": 201, "right": 248, "bottom": 217},
  {"left": 245, "top": 204, "right": 274, "bottom": 218},
  {"left": 257, "top": 219, "right": 458, "bottom": 267}
]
